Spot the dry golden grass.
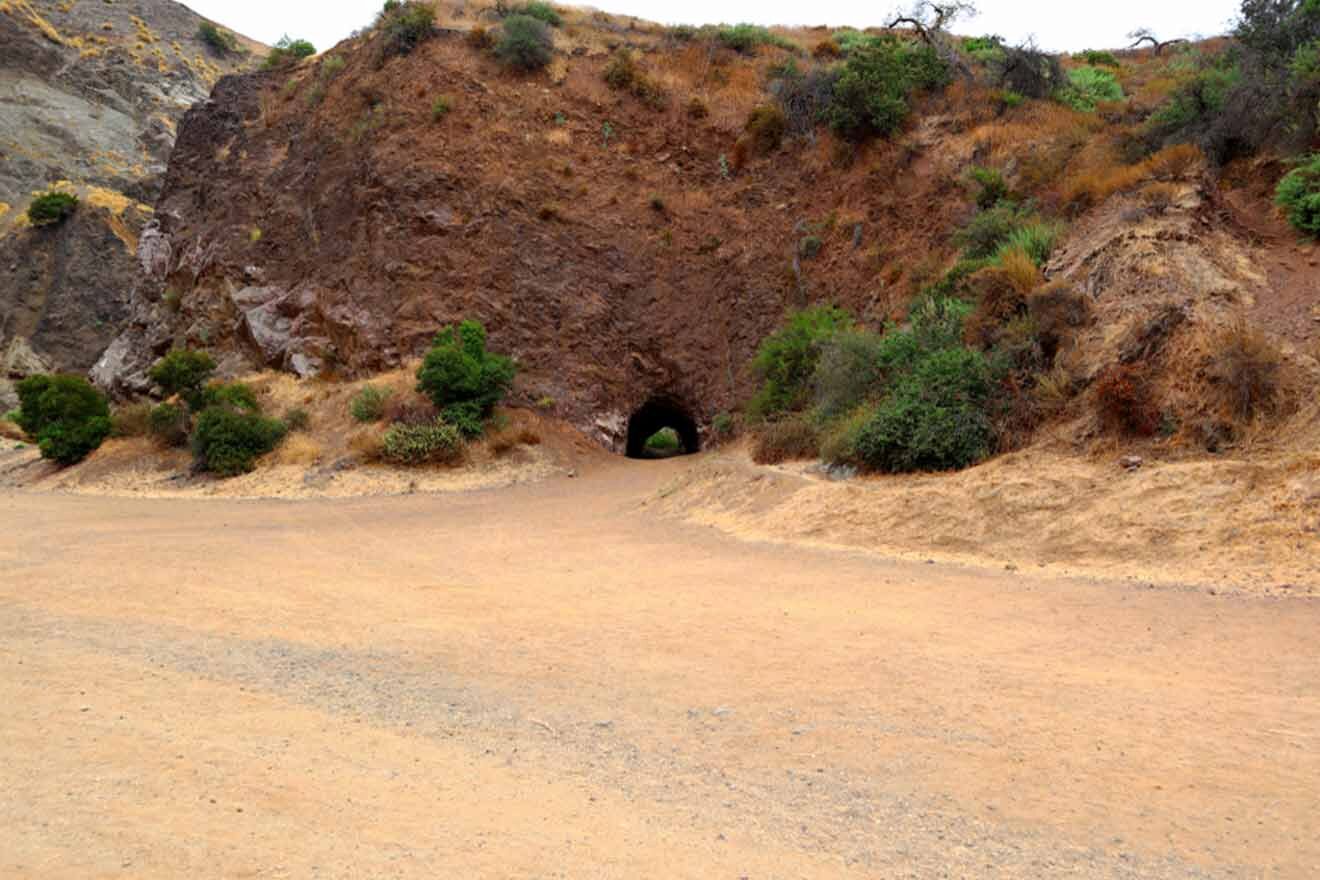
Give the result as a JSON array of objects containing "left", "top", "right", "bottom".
[
  {"left": 0, "top": 419, "right": 28, "bottom": 442},
  {"left": 1140, "top": 181, "right": 1181, "bottom": 213},
  {"left": 1145, "top": 143, "right": 1202, "bottom": 180},
  {"left": 274, "top": 434, "right": 324, "bottom": 467},
  {"left": 1203, "top": 320, "right": 1285, "bottom": 423},
  {"left": 999, "top": 246, "right": 1044, "bottom": 294}
]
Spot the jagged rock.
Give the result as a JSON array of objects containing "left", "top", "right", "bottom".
[{"left": 0, "top": 0, "right": 263, "bottom": 383}]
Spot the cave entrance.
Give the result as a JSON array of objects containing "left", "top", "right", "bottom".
[{"left": 626, "top": 398, "right": 701, "bottom": 459}]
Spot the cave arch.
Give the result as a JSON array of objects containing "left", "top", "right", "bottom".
[{"left": 625, "top": 398, "right": 701, "bottom": 459}]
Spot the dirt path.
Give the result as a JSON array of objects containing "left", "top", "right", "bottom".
[{"left": 2, "top": 459, "right": 1318, "bottom": 878}]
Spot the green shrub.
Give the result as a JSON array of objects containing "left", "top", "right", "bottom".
[
  {"left": 1275, "top": 153, "right": 1320, "bottom": 236},
  {"left": 954, "top": 201, "right": 1034, "bottom": 259},
  {"left": 854, "top": 347, "right": 994, "bottom": 473},
  {"left": 811, "top": 329, "right": 891, "bottom": 421},
  {"left": 15, "top": 375, "right": 112, "bottom": 466},
  {"left": 431, "top": 95, "right": 452, "bottom": 121},
  {"left": 27, "top": 191, "right": 78, "bottom": 227},
  {"left": 826, "top": 37, "right": 948, "bottom": 140},
  {"left": 712, "top": 412, "right": 735, "bottom": 438},
  {"left": 503, "top": 1, "right": 561, "bottom": 27},
  {"left": 148, "top": 402, "right": 190, "bottom": 448},
  {"left": 377, "top": 1, "right": 436, "bottom": 58},
  {"left": 148, "top": 349, "right": 216, "bottom": 410},
  {"left": 416, "top": 320, "right": 516, "bottom": 436},
  {"left": 1079, "top": 49, "right": 1120, "bottom": 67},
  {"left": 264, "top": 35, "right": 317, "bottom": 69},
  {"left": 201, "top": 382, "right": 259, "bottom": 413},
  {"left": 1057, "top": 65, "right": 1124, "bottom": 111},
  {"left": 818, "top": 404, "right": 874, "bottom": 466},
  {"left": 495, "top": 14, "right": 553, "bottom": 70},
  {"left": 191, "top": 406, "right": 287, "bottom": 476},
  {"left": 381, "top": 420, "right": 464, "bottom": 465},
  {"left": 748, "top": 305, "right": 854, "bottom": 420},
  {"left": 716, "top": 24, "right": 798, "bottom": 54},
  {"left": 911, "top": 296, "right": 974, "bottom": 352},
  {"left": 644, "top": 427, "right": 681, "bottom": 453},
  {"left": 969, "top": 166, "right": 1009, "bottom": 209},
  {"left": 198, "top": 21, "right": 239, "bottom": 55},
  {"left": 350, "top": 385, "right": 391, "bottom": 422},
  {"left": 833, "top": 28, "right": 882, "bottom": 55},
  {"left": 995, "top": 221, "right": 1062, "bottom": 266}
]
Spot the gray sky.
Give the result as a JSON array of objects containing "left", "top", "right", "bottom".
[{"left": 187, "top": 1, "right": 1241, "bottom": 56}]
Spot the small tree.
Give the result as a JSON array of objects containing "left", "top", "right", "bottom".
[
  {"left": 15, "top": 375, "right": 112, "bottom": 465},
  {"left": 149, "top": 349, "right": 217, "bottom": 411},
  {"left": 264, "top": 35, "right": 317, "bottom": 69},
  {"left": 495, "top": 14, "right": 553, "bottom": 70},
  {"left": 197, "top": 21, "right": 239, "bottom": 55},
  {"left": 416, "top": 320, "right": 517, "bottom": 437},
  {"left": 377, "top": 0, "right": 436, "bottom": 59}
]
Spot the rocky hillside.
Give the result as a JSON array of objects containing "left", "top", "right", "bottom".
[
  {"left": 92, "top": 1, "right": 1317, "bottom": 456},
  {"left": 0, "top": 0, "right": 262, "bottom": 408}
]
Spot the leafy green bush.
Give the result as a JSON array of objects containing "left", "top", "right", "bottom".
[
  {"left": 1057, "top": 65, "right": 1124, "bottom": 111},
  {"left": 827, "top": 37, "right": 947, "bottom": 140},
  {"left": 148, "top": 349, "right": 216, "bottom": 410},
  {"left": 644, "top": 427, "right": 681, "bottom": 453},
  {"left": 954, "top": 202, "right": 1033, "bottom": 259},
  {"left": 748, "top": 305, "right": 854, "bottom": 420},
  {"left": 264, "top": 35, "right": 317, "bottom": 69},
  {"left": 350, "top": 385, "right": 391, "bottom": 422},
  {"left": 503, "top": 1, "right": 561, "bottom": 27},
  {"left": 717, "top": 24, "right": 798, "bottom": 54},
  {"left": 1079, "top": 49, "right": 1119, "bottom": 67},
  {"left": 969, "top": 166, "right": 1009, "bottom": 209},
  {"left": 911, "top": 296, "right": 974, "bottom": 352},
  {"left": 854, "top": 347, "right": 994, "bottom": 473},
  {"left": 811, "top": 328, "right": 903, "bottom": 421},
  {"left": 416, "top": 320, "right": 516, "bottom": 436},
  {"left": 198, "top": 21, "right": 239, "bottom": 55},
  {"left": 191, "top": 406, "right": 287, "bottom": 476},
  {"left": 381, "top": 420, "right": 464, "bottom": 465},
  {"left": 995, "top": 221, "right": 1062, "bottom": 266},
  {"left": 431, "top": 95, "right": 452, "bottom": 120},
  {"left": 495, "top": 14, "right": 553, "bottom": 70},
  {"left": 148, "top": 402, "right": 190, "bottom": 447},
  {"left": 201, "top": 382, "right": 259, "bottom": 413},
  {"left": 1275, "top": 153, "right": 1320, "bottom": 236},
  {"left": 15, "top": 375, "right": 112, "bottom": 465},
  {"left": 27, "top": 192, "right": 78, "bottom": 227},
  {"left": 377, "top": 1, "right": 436, "bottom": 58}
]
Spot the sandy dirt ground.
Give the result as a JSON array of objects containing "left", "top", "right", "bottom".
[{"left": 2, "top": 457, "right": 1319, "bottom": 878}]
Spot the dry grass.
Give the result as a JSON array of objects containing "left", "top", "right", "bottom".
[
  {"left": 1140, "top": 182, "right": 1181, "bottom": 214},
  {"left": 1204, "top": 320, "right": 1284, "bottom": 423},
  {"left": 0, "top": 418, "right": 28, "bottom": 442},
  {"left": 1146, "top": 143, "right": 1202, "bottom": 180},
  {"left": 752, "top": 418, "right": 818, "bottom": 465},
  {"left": 999, "top": 246, "right": 1044, "bottom": 294},
  {"left": 274, "top": 434, "right": 324, "bottom": 467}
]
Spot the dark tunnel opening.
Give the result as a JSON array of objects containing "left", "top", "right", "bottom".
[{"left": 625, "top": 398, "right": 701, "bottom": 459}]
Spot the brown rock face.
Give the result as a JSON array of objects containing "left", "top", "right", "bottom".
[
  {"left": 0, "top": 0, "right": 262, "bottom": 403},
  {"left": 95, "top": 30, "right": 970, "bottom": 450}
]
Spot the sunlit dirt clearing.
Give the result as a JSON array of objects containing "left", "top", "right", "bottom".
[{"left": 2, "top": 459, "right": 1317, "bottom": 878}]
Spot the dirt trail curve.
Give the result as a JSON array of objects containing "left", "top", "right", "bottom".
[{"left": 2, "top": 459, "right": 1318, "bottom": 878}]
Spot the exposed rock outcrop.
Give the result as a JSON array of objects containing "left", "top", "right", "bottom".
[{"left": 0, "top": 0, "right": 262, "bottom": 399}]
